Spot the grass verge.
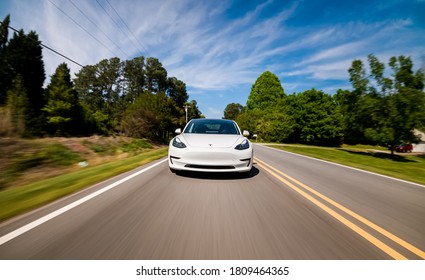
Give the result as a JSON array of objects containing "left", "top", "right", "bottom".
[
  {"left": 0, "top": 147, "right": 168, "bottom": 222},
  {"left": 267, "top": 144, "right": 425, "bottom": 185}
]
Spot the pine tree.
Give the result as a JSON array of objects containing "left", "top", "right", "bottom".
[
  {"left": 0, "top": 15, "right": 11, "bottom": 105},
  {"left": 43, "top": 63, "right": 83, "bottom": 136},
  {"left": 4, "top": 29, "right": 46, "bottom": 135}
]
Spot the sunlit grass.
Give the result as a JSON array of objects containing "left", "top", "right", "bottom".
[
  {"left": 0, "top": 148, "right": 167, "bottom": 222},
  {"left": 267, "top": 144, "right": 425, "bottom": 185}
]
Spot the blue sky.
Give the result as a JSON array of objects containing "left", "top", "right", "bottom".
[{"left": 1, "top": 0, "right": 424, "bottom": 118}]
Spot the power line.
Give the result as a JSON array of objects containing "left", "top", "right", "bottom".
[
  {"left": 3, "top": 22, "right": 85, "bottom": 68},
  {"left": 95, "top": 0, "right": 145, "bottom": 56},
  {"left": 68, "top": 0, "right": 131, "bottom": 59},
  {"left": 104, "top": 0, "right": 150, "bottom": 57},
  {"left": 47, "top": 0, "right": 118, "bottom": 57}
]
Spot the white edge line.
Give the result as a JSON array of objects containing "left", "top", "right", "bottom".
[
  {"left": 256, "top": 144, "right": 425, "bottom": 189},
  {"left": 0, "top": 158, "right": 168, "bottom": 246}
]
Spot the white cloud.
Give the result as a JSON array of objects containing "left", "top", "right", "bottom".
[
  {"left": 297, "top": 41, "right": 366, "bottom": 66},
  {"left": 282, "top": 59, "right": 352, "bottom": 80}
]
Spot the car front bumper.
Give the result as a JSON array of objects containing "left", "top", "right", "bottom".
[{"left": 168, "top": 146, "right": 253, "bottom": 173}]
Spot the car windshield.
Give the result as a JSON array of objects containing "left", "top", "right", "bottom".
[{"left": 184, "top": 119, "right": 240, "bottom": 135}]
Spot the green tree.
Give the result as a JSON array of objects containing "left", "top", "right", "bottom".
[
  {"left": 256, "top": 102, "right": 294, "bottom": 142},
  {"left": 235, "top": 109, "right": 260, "bottom": 136},
  {"left": 74, "top": 58, "right": 123, "bottom": 134},
  {"left": 74, "top": 65, "right": 108, "bottom": 134},
  {"left": 0, "top": 15, "right": 9, "bottom": 50},
  {"left": 121, "top": 92, "right": 173, "bottom": 140},
  {"left": 240, "top": 71, "right": 286, "bottom": 139},
  {"left": 97, "top": 57, "right": 122, "bottom": 120},
  {"left": 0, "top": 15, "right": 11, "bottom": 105},
  {"left": 186, "top": 100, "right": 204, "bottom": 122},
  {"left": 123, "top": 56, "right": 145, "bottom": 102},
  {"left": 246, "top": 71, "right": 284, "bottom": 111},
  {"left": 43, "top": 63, "right": 84, "bottom": 136},
  {"left": 223, "top": 103, "right": 244, "bottom": 120},
  {"left": 338, "top": 58, "right": 377, "bottom": 144},
  {"left": 334, "top": 89, "right": 369, "bottom": 144},
  {"left": 5, "top": 75, "right": 28, "bottom": 136},
  {"left": 343, "top": 54, "right": 425, "bottom": 154},
  {"left": 289, "top": 89, "right": 342, "bottom": 146},
  {"left": 4, "top": 29, "right": 46, "bottom": 135},
  {"left": 146, "top": 57, "right": 168, "bottom": 93},
  {"left": 167, "top": 77, "right": 188, "bottom": 107},
  {"left": 74, "top": 65, "right": 103, "bottom": 110},
  {"left": 366, "top": 55, "right": 425, "bottom": 154},
  {"left": 74, "top": 55, "right": 195, "bottom": 137},
  {"left": 348, "top": 59, "right": 368, "bottom": 94}
]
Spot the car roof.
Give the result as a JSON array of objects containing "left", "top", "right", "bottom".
[{"left": 189, "top": 118, "right": 235, "bottom": 122}]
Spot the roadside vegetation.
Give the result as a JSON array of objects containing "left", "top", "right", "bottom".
[
  {"left": 224, "top": 54, "right": 424, "bottom": 186},
  {"left": 267, "top": 144, "right": 425, "bottom": 185},
  {"left": 0, "top": 136, "right": 161, "bottom": 190},
  {"left": 225, "top": 56, "right": 425, "bottom": 155},
  {"left": 0, "top": 136, "right": 167, "bottom": 221}
]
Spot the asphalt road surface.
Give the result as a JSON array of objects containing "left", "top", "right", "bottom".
[{"left": 0, "top": 144, "right": 424, "bottom": 259}]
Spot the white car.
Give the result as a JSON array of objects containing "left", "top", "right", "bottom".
[{"left": 168, "top": 118, "right": 253, "bottom": 174}]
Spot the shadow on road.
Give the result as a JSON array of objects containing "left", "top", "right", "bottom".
[{"left": 174, "top": 166, "right": 260, "bottom": 180}]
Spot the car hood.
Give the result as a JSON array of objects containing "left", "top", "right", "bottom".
[{"left": 182, "top": 134, "right": 243, "bottom": 148}]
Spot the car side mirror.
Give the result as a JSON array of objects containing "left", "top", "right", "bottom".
[
  {"left": 243, "top": 130, "right": 249, "bottom": 137},
  {"left": 175, "top": 128, "right": 182, "bottom": 134}
]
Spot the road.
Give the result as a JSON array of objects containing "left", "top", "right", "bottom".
[{"left": 0, "top": 144, "right": 424, "bottom": 259}]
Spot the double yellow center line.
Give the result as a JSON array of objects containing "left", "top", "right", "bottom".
[{"left": 255, "top": 157, "right": 425, "bottom": 260}]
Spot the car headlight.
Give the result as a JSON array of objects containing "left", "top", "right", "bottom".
[
  {"left": 172, "top": 137, "right": 186, "bottom": 148},
  {"left": 235, "top": 139, "right": 250, "bottom": 150}
]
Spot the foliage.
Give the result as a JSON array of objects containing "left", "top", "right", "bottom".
[
  {"left": 256, "top": 107, "right": 294, "bottom": 142},
  {"left": 1, "top": 142, "right": 84, "bottom": 190},
  {"left": 121, "top": 139, "right": 153, "bottom": 152},
  {"left": 185, "top": 100, "right": 204, "bottom": 121},
  {"left": 230, "top": 57, "right": 423, "bottom": 150},
  {"left": 0, "top": 19, "right": 46, "bottom": 136},
  {"left": 235, "top": 109, "right": 261, "bottom": 134},
  {"left": 146, "top": 57, "right": 168, "bottom": 93},
  {"left": 43, "top": 63, "right": 85, "bottom": 136},
  {"left": 234, "top": 72, "right": 342, "bottom": 145},
  {"left": 167, "top": 77, "right": 188, "bottom": 107},
  {"left": 341, "top": 54, "right": 425, "bottom": 153},
  {"left": 4, "top": 75, "right": 28, "bottom": 137},
  {"left": 122, "top": 56, "right": 145, "bottom": 102},
  {"left": 0, "top": 15, "right": 11, "bottom": 105},
  {"left": 288, "top": 89, "right": 343, "bottom": 146},
  {"left": 121, "top": 92, "right": 172, "bottom": 140},
  {"left": 74, "top": 56, "right": 193, "bottom": 139},
  {"left": 246, "top": 71, "right": 285, "bottom": 111},
  {"left": 223, "top": 103, "right": 244, "bottom": 120}
]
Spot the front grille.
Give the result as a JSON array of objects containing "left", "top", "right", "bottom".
[{"left": 185, "top": 164, "right": 235, "bottom": 170}]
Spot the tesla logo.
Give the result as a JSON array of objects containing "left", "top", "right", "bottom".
[{"left": 208, "top": 144, "right": 212, "bottom": 146}]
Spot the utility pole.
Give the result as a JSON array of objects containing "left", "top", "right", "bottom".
[{"left": 184, "top": 104, "right": 191, "bottom": 123}]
